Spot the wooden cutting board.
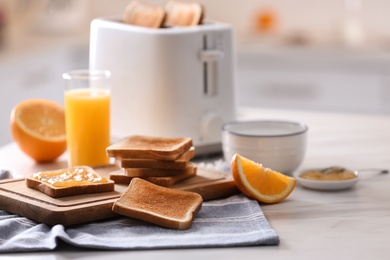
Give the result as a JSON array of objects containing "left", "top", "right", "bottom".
[{"left": 0, "top": 165, "right": 239, "bottom": 226}]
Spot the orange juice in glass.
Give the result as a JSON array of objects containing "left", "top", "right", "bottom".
[{"left": 63, "top": 70, "right": 111, "bottom": 167}]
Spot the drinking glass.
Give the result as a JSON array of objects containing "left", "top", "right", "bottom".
[{"left": 63, "top": 70, "right": 111, "bottom": 167}]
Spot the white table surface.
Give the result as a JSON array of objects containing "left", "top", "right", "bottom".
[{"left": 1, "top": 107, "right": 390, "bottom": 259}]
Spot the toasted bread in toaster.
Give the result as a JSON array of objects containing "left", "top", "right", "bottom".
[
  {"left": 164, "top": 0, "right": 204, "bottom": 27},
  {"left": 112, "top": 178, "right": 202, "bottom": 230},
  {"left": 119, "top": 146, "right": 195, "bottom": 169},
  {"left": 110, "top": 163, "right": 197, "bottom": 186},
  {"left": 25, "top": 166, "right": 115, "bottom": 198},
  {"left": 123, "top": 0, "right": 166, "bottom": 28},
  {"left": 107, "top": 135, "right": 193, "bottom": 161}
]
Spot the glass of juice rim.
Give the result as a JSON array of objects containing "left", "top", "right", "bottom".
[{"left": 62, "top": 70, "right": 111, "bottom": 90}]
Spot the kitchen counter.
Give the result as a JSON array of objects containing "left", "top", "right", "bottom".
[{"left": 1, "top": 106, "right": 390, "bottom": 259}]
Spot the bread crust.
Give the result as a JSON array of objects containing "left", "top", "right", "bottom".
[
  {"left": 119, "top": 146, "right": 194, "bottom": 169},
  {"left": 112, "top": 178, "right": 202, "bottom": 230},
  {"left": 107, "top": 135, "right": 193, "bottom": 161},
  {"left": 110, "top": 163, "right": 197, "bottom": 186},
  {"left": 123, "top": 0, "right": 166, "bottom": 28},
  {"left": 164, "top": 0, "right": 204, "bottom": 27},
  {"left": 124, "top": 166, "right": 189, "bottom": 177}
]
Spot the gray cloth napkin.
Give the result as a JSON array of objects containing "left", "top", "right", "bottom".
[
  {"left": 0, "top": 193, "right": 279, "bottom": 252},
  {"left": 0, "top": 170, "right": 12, "bottom": 180}
]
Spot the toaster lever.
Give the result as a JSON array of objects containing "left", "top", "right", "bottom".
[
  {"left": 199, "top": 50, "right": 224, "bottom": 62},
  {"left": 200, "top": 49, "right": 224, "bottom": 96}
]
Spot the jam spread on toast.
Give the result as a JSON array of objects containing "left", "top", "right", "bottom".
[{"left": 32, "top": 166, "right": 109, "bottom": 187}]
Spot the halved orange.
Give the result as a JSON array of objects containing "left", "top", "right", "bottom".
[
  {"left": 231, "top": 154, "right": 296, "bottom": 204},
  {"left": 10, "top": 99, "right": 67, "bottom": 163}
]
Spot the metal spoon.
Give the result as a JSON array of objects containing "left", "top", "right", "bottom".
[
  {"left": 320, "top": 166, "right": 388, "bottom": 175},
  {"left": 356, "top": 168, "right": 388, "bottom": 174}
]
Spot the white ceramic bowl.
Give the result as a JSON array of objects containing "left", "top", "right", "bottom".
[{"left": 222, "top": 120, "right": 308, "bottom": 175}]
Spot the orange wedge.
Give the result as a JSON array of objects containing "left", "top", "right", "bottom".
[
  {"left": 231, "top": 154, "right": 296, "bottom": 204},
  {"left": 10, "top": 99, "right": 67, "bottom": 163}
]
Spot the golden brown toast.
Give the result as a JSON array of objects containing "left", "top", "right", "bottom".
[
  {"left": 110, "top": 164, "right": 197, "bottom": 187},
  {"left": 112, "top": 178, "right": 202, "bottom": 230},
  {"left": 119, "top": 146, "right": 194, "bottom": 169},
  {"left": 107, "top": 135, "right": 193, "bottom": 161},
  {"left": 164, "top": 0, "right": 204, "bottom": 27},
  {"left": 25, "top": 166, "right": 115, "bottom": 198},
  {"left": 123, "top": 160, "right": 196, "bottom": 177},
  {"left": 123, "top": 0, "right": 166, "bottom": 28}
]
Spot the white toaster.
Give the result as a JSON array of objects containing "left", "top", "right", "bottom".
[{"left": 89, "top": 16, "right": 236, "bottom": 155}]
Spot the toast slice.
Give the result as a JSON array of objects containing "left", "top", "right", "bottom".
[
  {"left": 110, "top": 164, "right": 197, "bottom": 186},
  {"left": 119, "top": 146, "right": 194, "bottom": 169},
  {"left": 26, "top": 166, "right": 115, "bottom": 198},
  {"left": 124, "top": 161, "right": 196, "bottom": 177},
  {"left": 112, "top": 178, "right": 202, "bottom": 230},
  {"left": 107, "top": 135, "right": 193, "bottom": 161},
  {"left": 164, "top": 0, "right": 204, "bottom": 27},
  {"left": 123, "top": 0, "right": 166, "bottom": 28}
]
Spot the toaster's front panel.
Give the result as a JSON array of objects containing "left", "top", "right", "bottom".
[{"left": 90, "top": 19, "right": 236, "bottom": 154}]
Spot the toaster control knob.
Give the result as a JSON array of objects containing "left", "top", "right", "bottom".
[{"left": 200, "top": 113, "right": 223, "bottom": 142}]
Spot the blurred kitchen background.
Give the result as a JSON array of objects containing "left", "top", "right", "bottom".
[{"left": 1, "top": 0, "right": 390, "bottom": 146}]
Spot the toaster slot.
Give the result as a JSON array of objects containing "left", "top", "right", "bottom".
[
  {"left": 200, "top": 34, "right": 224, "bottom": 96},
  {"left": 203, "top": 35, "right": 209, "bottom": 95}
]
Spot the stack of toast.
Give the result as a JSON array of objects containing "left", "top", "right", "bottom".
[
  {"left": 24, "top": 135, "right": 204, "bottom": 229},
  {"left": 107, "top": 135, "right": 203, "bottom": 229},
  {"left": 107, "top": 135, "right": 197, "bottom": 187}
]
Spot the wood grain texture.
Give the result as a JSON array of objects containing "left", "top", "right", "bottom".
[{"left": 0, "top": 165, "right": 238, "bottom": 226}]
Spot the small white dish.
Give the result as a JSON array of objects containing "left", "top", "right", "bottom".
[{"left": 295, "top": 172, "right": 359, "bottom": 191}]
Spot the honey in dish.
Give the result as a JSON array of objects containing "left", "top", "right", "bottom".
[
  {"left": 32, "top": 166, "right": 109, "bottom": 187},
  {"left": 300, "top": 167, "right": 357, "bottom": 181}
]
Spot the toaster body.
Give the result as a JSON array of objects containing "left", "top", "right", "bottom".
[{"left": 89, "top": 17, "right": 236, "bottom": 155}]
